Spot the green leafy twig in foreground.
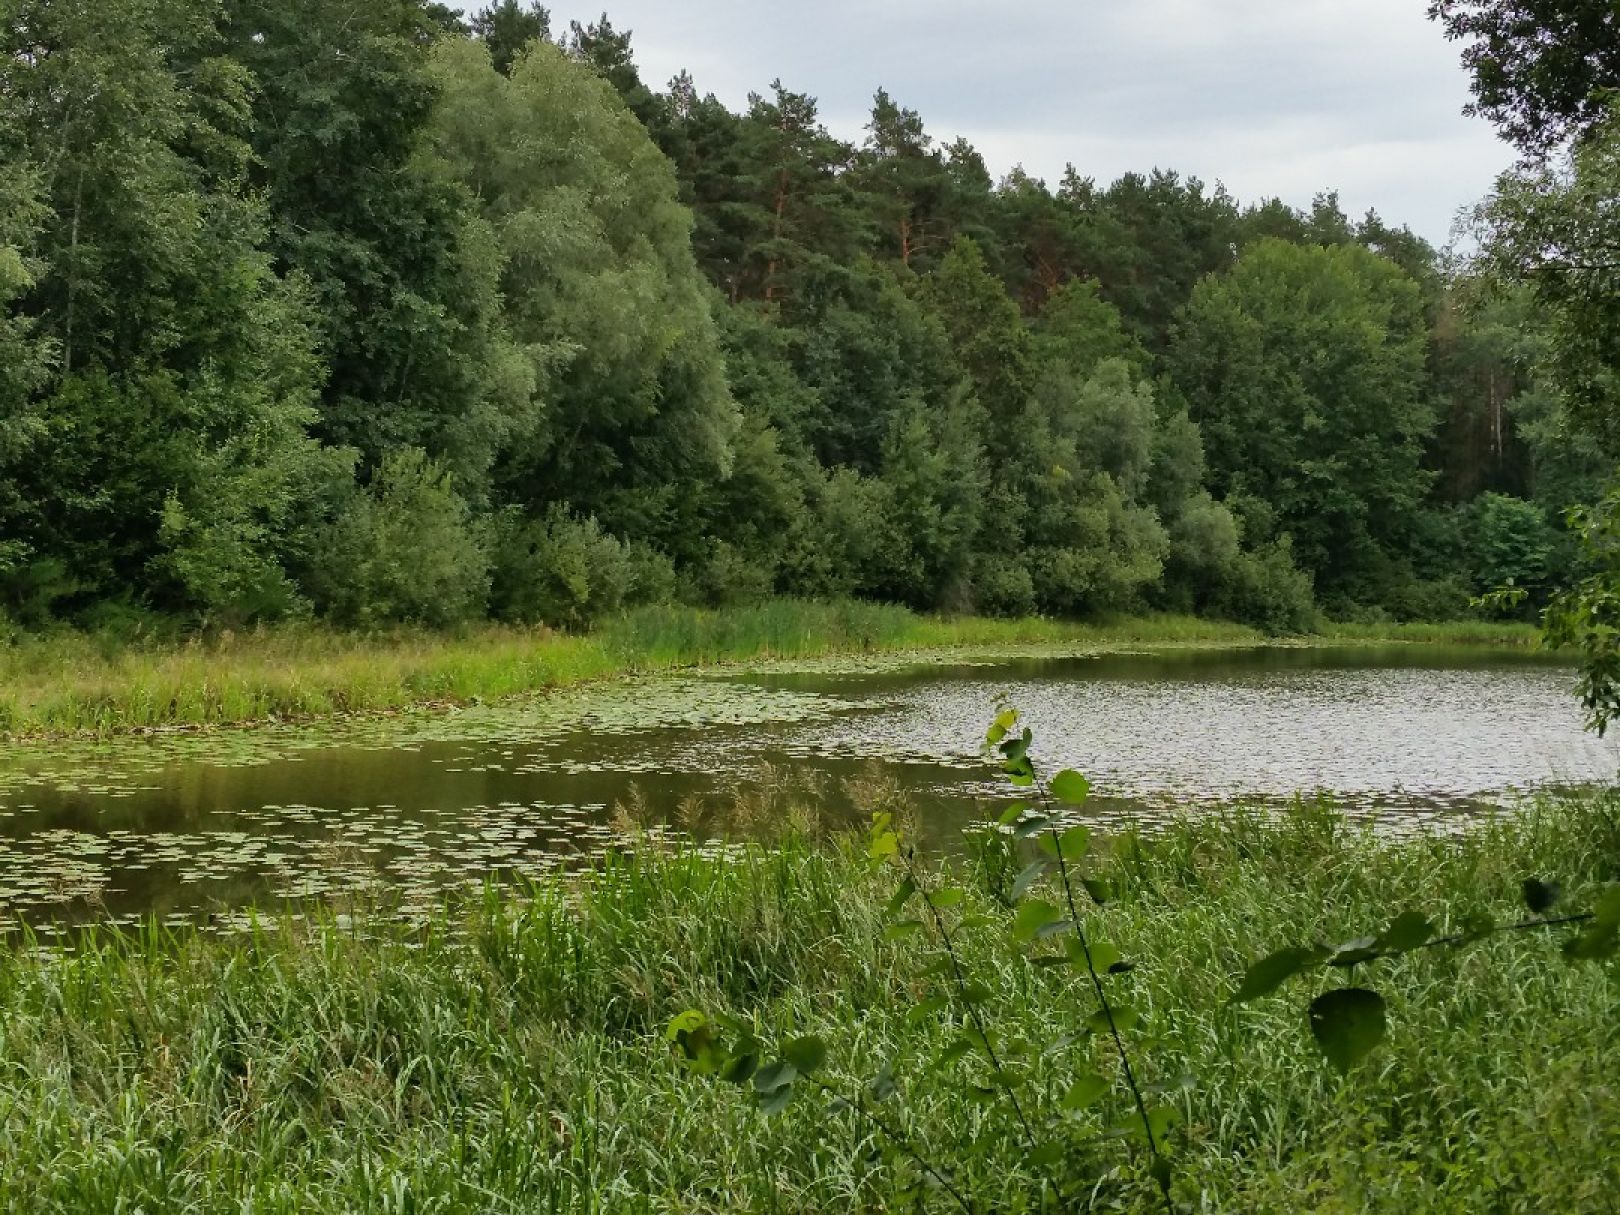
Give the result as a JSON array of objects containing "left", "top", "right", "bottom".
[
  {"left": 988, "top": 708, "right": 1176, "bottom": 1206},
  {"left": 1232, "top": 875, "right": 1620, "bottom": 1072}
]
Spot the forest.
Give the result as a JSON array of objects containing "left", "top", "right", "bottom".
[{"left": 2, "top": 0, "right": 1613, "bottom": 644}]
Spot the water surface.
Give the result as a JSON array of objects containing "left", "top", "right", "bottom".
[{"left": 0, "top": 644, "right": 1610, "bottom": 932}]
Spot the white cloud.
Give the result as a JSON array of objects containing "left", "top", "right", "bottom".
[{"left": 489, "top": 0, "right": 1513, "bottom": 243}]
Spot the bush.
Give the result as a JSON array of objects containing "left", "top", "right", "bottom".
[
  {"left": 692, "top": 540, "right": 776, "bottom": 608},
  {"left": 1211, "top": 538, "right": 1318, "bottom": 634},
  {"left": 1470, "top": 492, "right": 1559, "bottom": 602},
  {"left": 490, "top": 505, "right": 674, "bottom": 629},
  {"left": 971, "top": 552, "right": 1037, "bottom": 617},
  {"left": 304, "top": 448, "right": 490, "bottom": 628}
]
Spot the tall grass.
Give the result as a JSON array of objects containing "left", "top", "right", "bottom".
[
  {"left": 0, "top": 792, "right": 1614, "bottom": 1212},
  {"left": 0, "top": 601, "right": 1261, "bottom": 738},
  {"left": 0, "top": 598, "right": 1542, "bottom": 739},
  {"left": 1319, "top": 618, "right": 1543, "bottom": 646}
]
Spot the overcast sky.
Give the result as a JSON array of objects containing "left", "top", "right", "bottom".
[{"left": 502, "top": 0, "right": 1508, "bottom": 247}]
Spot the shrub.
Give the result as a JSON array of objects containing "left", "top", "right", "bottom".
[
  {"left": 1211, "top": 538, "right": 1318, "bottom": 634},
  {"left": 971, "top": 552, "right": 1037, "bottom": 617},
  {"left": 1470, "top": 492, "right": 1559, "bottom": 602},
  {"left": 490, "top": 505, "right": 674, "bottom": 629},
  {"left": 304, "top": 448, "right": 490, "bottom": 628}
]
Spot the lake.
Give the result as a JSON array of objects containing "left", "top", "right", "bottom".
[{"left": 0, "top": 644, "right": 1612, "bottom": 934}]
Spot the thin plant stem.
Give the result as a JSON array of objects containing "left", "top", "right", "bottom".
[
  {"left": 811, "top": 1078, "right": 976, "bottom": 1215},
  {"left": 1030, "top": 770, "right": 1174, "bottom": 1212},
  {"left": 901, "top": 849, "right": 1046, "bottom": 1159}
]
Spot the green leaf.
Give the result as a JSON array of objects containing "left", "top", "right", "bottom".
[
  {"left": 1376, "top": 910, "right": 1433, "bottom": 952},
  {"left": 1062, "top": 1071, "right": 1109, "bottom": 1112},
  {"left": 1027, "top": 1141, "right": 1066, "bottom": 1168},
  {"left": 963, "top": 1023, "right": 997, "bottom": 1057},
  {"left": 1088, "top": 941, "right": 1122, "bottom": 973},
  {"left": 782, "top": 1036, "right": 827, "bottom": 1075},
  {"left": 665, "top": 1010, "right": 722, "bottom": 1071},
  {"left": 867, "top": 830, "right": 899, "bottom": 861},
  {"left": 1309, "top": 987, "right": 1387, "bottom": 1073},
  {"left": 999, "top": 729, "right": 1032, "bottom": 762},
  {"left": 927, "top": 886, "right": 965, "bottom": 909},
  {"left": 1087, "top": 1006, "right": 1139, "bottom": 1035},
  {"left": 1110, "top": 1105, "right": 1178, "bottom": 1144},
  {"left": 934, "top": 1038, "right": 972, "bottom": 1070},
  {"left": 986, "top": 708, "right": 1018, "bottom": 746},
  {"left": 753, "top": 1059, "right": 798, "bottom": 1094},
  {"left": 1081, "top": 877, "right": 1113, "bottom": 906},
  {"left": 1146, "top": 1105, "right": 1180, "bottom": 1141},
  {"left": 1522, "top": 877, "right": 1562, "bottom": 915},
  {"left": 884, "top": 919, "right": 925, "bottom": 941},
  {"left": 1230, "top": 945, "right": 1328, "bottom": 1003},
  {"left": 1010, "top": 859, "right": 1049, "bottom": 902},
  {"left": 906, "top": 994, "right": 948, "bottom": 1026},
  {"left": 885, "top": 877, "right": 917, "bottom": 918},
  {"left": 959, "top": 981, "right": 994, "bottom": 1006},
  {"left": 1050, "top": 770, "right": 1092, "bottom": 806},
  {"left": 1038, "top": 824, "right": 1090, "bottom": 862},
  {"left": 1328, "top": 936, "right": 1380, "bottom": 968},
  {"left": 1036, "top": 918, "right": 1076, "bottom": 940},
  {"left": 1013, "top": 814, "right": 1052, "bottom": 839},
  {"left": 1003, "top": 753, "right": 1036, "bottom": 786},
  {"left": 1013, "top": 898, "right": 1063, "bottom": 943},
  {"left": 665, "top": 1009, "right": 706, "bottom": 1042},
  {"left": 719, "top": 1051, "right": 758, "bottom": 1085},
  {"left": 758, "top": 1083, "right": 796, "bottom": 1115}
]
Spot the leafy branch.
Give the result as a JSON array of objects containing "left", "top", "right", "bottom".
[{"left": 1232, "top": 875, "right": 1620, "bottom": 1071}]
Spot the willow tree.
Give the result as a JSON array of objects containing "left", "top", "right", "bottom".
[{"left": 426, "top": 37, "right": 738, "bottom": 564}]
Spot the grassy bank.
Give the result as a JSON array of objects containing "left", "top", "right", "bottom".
[
  {"left": 0, "top": 599, "right": 1545, "bottom": 740},
  {"left": 1318, "top": 619, "right": 1543, "bottom": 646},
  {"left": 2, "top": 793, "right": 1615, "bottom": 1212},
  {"left": 0, "top": 600, "right": 1262, "bottom": 738}
]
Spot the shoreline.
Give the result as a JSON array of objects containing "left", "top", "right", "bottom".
[{"left": 0, "top": 600, "right": 1541, "bottom": 742}]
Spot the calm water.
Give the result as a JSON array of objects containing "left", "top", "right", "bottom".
[{"left": 0, "top": 645, "right": 1612, "bottom": 932}]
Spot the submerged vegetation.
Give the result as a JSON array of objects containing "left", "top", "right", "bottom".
[{"left": 0, "top": 790, "right": 1615, "bottom": 1212}]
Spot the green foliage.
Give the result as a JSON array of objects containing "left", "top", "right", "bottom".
[
  {"left": 1429, "top": 0, "right": 1620, "bottom": 156},
  {"left": 671, "top": 712, "right": 1182, "bottom": 1208},
  {"left": 1476, "top": 102, "right": 1620, "bottom": 460},
  {"left": 469, "top": 0, "right": 550, "bottom": 75},
  {"left": 0, "top": 0, "right": 1592, "bottom": 640},
  {"left": 1468, "top": 492, "right": 1558, "bottom": 603},
  {"left": 1544, "top": 485, "right": 1620, "bottom": 733},
  {"left": 668, "top": 712, "right": 1620, "bottom": 1208},
  {"left": 489, "top": 505, "right": 673, "bottom": 629},
  {"left": 304, "top": 448, "right": 490, "bottom": 627},
  {"left": 1172, "top": 239, "right": 1437, "bottom": 611},
  {"left": 427, "top": 36, "right": 738, "bottom": 553}
]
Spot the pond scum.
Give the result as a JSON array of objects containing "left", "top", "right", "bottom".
[
  {"left": 0, "top": 598, "right": 1539, "bottom": 738},
  {"left": 0, "top": 786, "right": 1614, "bottom": 1212}
]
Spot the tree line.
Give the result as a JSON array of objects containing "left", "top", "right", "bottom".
[{"left": 0, "top": 0, "right": 1608, "bottom": 636}]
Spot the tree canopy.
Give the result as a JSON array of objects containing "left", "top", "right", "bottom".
[{"left": 0, "top": 0, "right": 1597, "bottom": 635}]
